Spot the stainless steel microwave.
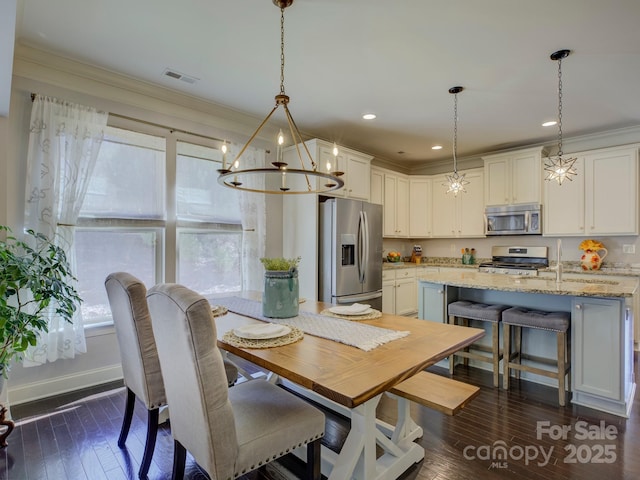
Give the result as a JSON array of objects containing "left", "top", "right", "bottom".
[{"left": 484, "top": 204, "right": 542, "bottom": 235}]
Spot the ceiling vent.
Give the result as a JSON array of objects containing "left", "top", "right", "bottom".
[{"left": 162, "top": 68, "right": 198, "bottom": 84}]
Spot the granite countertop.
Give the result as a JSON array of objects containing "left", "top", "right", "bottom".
[
  {"left": 416, "top": 269, "right": 639, "bottom": 298},
  {"left": 383, "top": 257, "right": 488, "bottom": 270},
  {"left": 383, "top": 257, "right": 640, "bottom": 277}
]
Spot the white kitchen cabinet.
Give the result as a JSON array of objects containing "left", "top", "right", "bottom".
[
  {"left": 543, "top": 156, "right": 585, "bottom": 235},
  {"left": 382, "top": 270, "right": 396, "bottom": 314},
  {"left": 431, "top": 169, "right": 485, "bottom": 238},
  {"left": 572, "top": 296, "right": 635, "bottom": 417},
  {"left": 285, "top": 138, "right": 373, "bottom": 201},
  {"left": 370, "top": 167, "right": 384, "bottom": 205},
  {"left": 544, "top": 145, "right": 638, "bottom": 236},
  {"left": 483, "top": 147, "right": 545, "bottom": 206},
  {"left": 383, "top": 172, "right": 409, "bottom": 237},
  {"left": 382, "top": 267, "right": 417, "bottom": 315},
  {"left": 334, "top": 149, "right": 373, "bottom": 200},
  {"left": 409, "top": 176, "right": 432, "bottom": 237},
  {"left": 395, "top": 268, "right": 417, "bottom": 315}
]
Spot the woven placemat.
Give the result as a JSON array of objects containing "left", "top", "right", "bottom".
[
  {"left": 221, "top": 325, "right": 304, "bottom": 349},
  {"left": 319, "top": 309, "right": 383, "bottom": 321},
  {"left": 211, "top": 305, "right": 228, "bottom": 318}
]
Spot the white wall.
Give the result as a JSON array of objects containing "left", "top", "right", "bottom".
[
  {"left": 4, "top": 44, "right": 286, "bottom": 404},
  {"left": 0, "top": 115, "right": 7, "bottom": 225}
]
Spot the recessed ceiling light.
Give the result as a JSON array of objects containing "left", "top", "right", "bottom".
[
  {"left": 362, "top": 113, "right": 377, "bottom": 120},
  {"left": 542, "top": 120, "right": 557, "bottom": 127},
  {"left": 432, "top": 145, "right": 443, "bottom": 150}
]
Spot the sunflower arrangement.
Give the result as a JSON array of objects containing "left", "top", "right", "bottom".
[{"left": 579, "top": 239, "right": 605, "bottom": 251}]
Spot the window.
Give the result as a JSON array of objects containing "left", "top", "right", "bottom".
[
  {"left": 176, "top": 141, "right": 242, "bottom": 294},
  {"left": 75, "top": 126, "right": 242, "bottom": 326}
]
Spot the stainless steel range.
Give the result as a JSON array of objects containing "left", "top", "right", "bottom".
[{"left": 478, "top": 246, "right": 548, "bottom": 276}]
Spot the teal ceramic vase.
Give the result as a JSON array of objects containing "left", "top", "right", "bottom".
[{"left": 263, "top": 268, "right": 299, "bottom": 318}]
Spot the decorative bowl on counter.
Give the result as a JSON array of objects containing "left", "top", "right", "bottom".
[{"left": 387, "top": 251, "right": 403, "bottom": 263}]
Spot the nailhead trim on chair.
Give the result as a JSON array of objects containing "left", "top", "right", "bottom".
[{"left": 233, "top": 434, "right": 324, "bottom": 478}]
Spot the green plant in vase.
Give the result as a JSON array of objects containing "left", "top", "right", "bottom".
[
  {"left": 260, "top": 256, "right": 301, "bottom": 272},
  {"left": 260, "top": 257, "right": 300, "bottom": 318}
]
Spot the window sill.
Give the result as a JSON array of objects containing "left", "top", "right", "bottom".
[{"left": 84, "top": 322, "right": 116, "bottom": 338}]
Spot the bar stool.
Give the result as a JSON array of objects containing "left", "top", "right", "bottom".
[
  {"left": 448, "top": 300, "right": 509, "bottom": 387},
  {"left": 502, "top": 307, "right": 571, "bottom": 406}
]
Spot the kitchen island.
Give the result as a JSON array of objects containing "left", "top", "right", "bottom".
[{"left": 417, "top": 270, "right": 638, "bottom": 417}]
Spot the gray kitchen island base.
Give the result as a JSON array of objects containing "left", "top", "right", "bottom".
[{"left": 418, "top": 271, "right": 637, "bottom": 418}]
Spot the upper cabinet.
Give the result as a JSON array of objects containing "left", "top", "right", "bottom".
[
  {"left": 288, "top": 139, "right": 373, "bottom": 201},
  {"left": 383, "top": 172, "right": 410, "bottom": 237},
  {"left": 409, "top": 177, "right": 432, "bottom": 237},
  {"left": 328, "top": 143, "right": 373, "bottom": 201},
  {"left": 431, "top": 169, "right": 485, "bottom": 238},
  {"left": 483, "top": 147, "right": 546, "bottom": 206},
  {"left": 373, "top": 166, "right": 484, "bottom": 239},
  {"left": 370, "top": 167, "right": 384, "bottom": 205},
  {"left": 544, "top": 145, "right": 639, "bottom": 236}
]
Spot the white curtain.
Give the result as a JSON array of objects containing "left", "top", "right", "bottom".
[
  {"left": 22, "top": 95, "right": 108, "bottom": 366},
  {"left": 230, "top": 143, "right": 267, "bottom": 292}
]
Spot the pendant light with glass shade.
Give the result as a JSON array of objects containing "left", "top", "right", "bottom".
[
  {"left": 444, "top": 86, "right": 469, "bottom": 195},
  {"left": 544, "top": 49, "right": 577, "bottom": 185},
  {"left": 217, "top": 0, "right": 344, "bottom": 194}
]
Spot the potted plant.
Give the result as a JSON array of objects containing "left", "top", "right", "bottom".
[
  {"left": 260, "top": 256, "right": 300, "bottom": 318},
  {"left": 0, "top": 226, "right": 82, "bottom": 377}
]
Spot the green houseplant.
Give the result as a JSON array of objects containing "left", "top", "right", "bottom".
[
  {"left": 260, "top": 256, "right": 301, "bottom": 272},
  {"left": 260, "top": 256, "right": 300, "bottom": 318},
  {"left": 0, "top": 226, "right": 82, "bottom": 376}
]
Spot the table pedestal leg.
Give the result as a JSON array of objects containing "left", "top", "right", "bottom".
[{"left": 283, "top": 380, "right": 425, "bottom": 480}]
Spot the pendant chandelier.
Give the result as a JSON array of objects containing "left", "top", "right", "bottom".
[
  {"left": 544, "top": 49, "right": 577, "bottom": 185},
  {"left": 217, "top": 0, "right": 344, "bottom": 194},
  {"left": 444, "top": 86, "right": 469, "bottom": 195}
]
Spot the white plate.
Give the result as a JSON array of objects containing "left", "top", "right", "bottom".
[
  {"left": 233, "top": 323, "right": 291, "bottom": 340},
  {"left": 331, "top": 308, "right": 374, "bottom": 317},
  {"left": 329, "top": 303, "right": 372, "bottom": 315}
]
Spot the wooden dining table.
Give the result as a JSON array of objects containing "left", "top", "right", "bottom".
[{"left": 211, "top": 293, "right": 484, "bottom": 480}]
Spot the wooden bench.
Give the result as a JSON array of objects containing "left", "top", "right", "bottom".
[{"left": 390, "top": 371, "right": 480, "bottom": 415}]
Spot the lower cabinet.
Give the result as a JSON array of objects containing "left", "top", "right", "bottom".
[
  {"left": 417, "top": 281, "right": 446, "bottom": 323},
  {"left": 572, "top": 297, "right": 635, "bottom": 417},
  {"left": 382, "top": 268, "right": 417, "bottom": 315}
]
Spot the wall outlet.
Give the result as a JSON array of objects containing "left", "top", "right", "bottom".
[{"left": 623, "top": 244, "right": 635, "bottom": 254}]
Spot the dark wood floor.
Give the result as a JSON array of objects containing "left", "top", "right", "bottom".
[{"left": 2, "top": 358, "right": 639, "bottom": 480}]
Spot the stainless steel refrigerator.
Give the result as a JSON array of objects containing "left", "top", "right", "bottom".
[{"left": 318, "top": 196, "right": 383, "bottom": 310}]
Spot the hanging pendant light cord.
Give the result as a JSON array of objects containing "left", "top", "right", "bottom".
[
  {"left": 453, "top": 91, "right": 459, "bottom": 173},
  {"left": 280, "top": 6, "right": 286, "bottom": 96},
  {"left": 557, "top": 56, "right": 564, "bottom": 159}
]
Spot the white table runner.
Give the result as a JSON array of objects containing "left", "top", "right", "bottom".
[{"left": 214, "top": 297, "right": 410, "bottom": 351}]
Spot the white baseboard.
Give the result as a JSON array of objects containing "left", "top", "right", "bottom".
[{"left": 8, "top": 364, "right": 124, "bottom": 405}]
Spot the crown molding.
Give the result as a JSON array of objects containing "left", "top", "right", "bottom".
[{"left": 12, "top": 42, "right": 280, "bottom": 142}]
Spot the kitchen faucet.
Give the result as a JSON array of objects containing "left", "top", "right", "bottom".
[{"left": 551, "top": 239, "right": 563, "bottom": 283}]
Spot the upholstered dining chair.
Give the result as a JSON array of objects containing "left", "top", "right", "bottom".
[
  {"left": 146, "top": 283, "right": 325, "bottom": 480},
  {"left": 105, "top": 272, "right": 241, "bottom": 479},
  {"left": 105, "top": 272, "right": 166, "bottom": 480}
]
